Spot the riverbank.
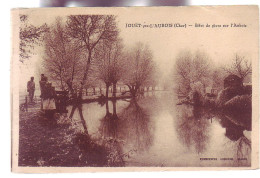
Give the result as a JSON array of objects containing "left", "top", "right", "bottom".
[
  {"left": 19, "top": 103, "right": 79, "bottom": 166},
  {"left": 18, "top": 101, "right": 127, "bottom": 167},
  {"left": 18, "top": 91, "right": 251, "bottom": 167}
]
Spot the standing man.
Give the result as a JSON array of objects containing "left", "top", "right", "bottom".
[
  {"left": 39, "top": 74, "right": 47, "bottom": 98},
  {"left": 27, "top": 77, "right": 35, "bottom": 103},
  {"left": 39, "top": 74, "right": 47, "bottom": 109}
]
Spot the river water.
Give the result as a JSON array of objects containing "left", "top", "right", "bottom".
[{"left": 68, "top": 91, "right": 251, "bottom": 167}]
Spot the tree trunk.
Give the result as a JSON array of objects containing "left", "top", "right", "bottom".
[
  {"left": 78, "top": 105, "right": 88, "bottom": 135},
  {"left": 78, "top": 53, "right": 91, "bottom": 103},
  {"left": 135, "top": 85, "right": 140, "bottom": 97},
  {"left": 112, "top": 82, "right": 117, "bottom": 98},
  {"left": 105, "top": 84, "right": 109, "bottom": 98},
  {"left": 105, "top": 101, "right": 109, "bottom": 114},
  {"left": 60, "top": 78, "right": 65, "bottom": 91},
  {"left": 93, "top": 87, "right": 96, "bottom": 95},
  {"left": 112, "top": 100, "right": 116, "bottom": 115},
  {"left": 69, "top": 105, "right": 77, "bottom": 119},
  {"left": 127, "top": 84, "right": 139, "bottom": 98}
]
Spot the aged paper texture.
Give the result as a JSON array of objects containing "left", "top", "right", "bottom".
[{"left": 11, "top": 6, "right": 259, "bottom": 172}]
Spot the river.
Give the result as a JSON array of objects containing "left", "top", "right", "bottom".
[{"left": 68, "top": 91, "right": 251, "bottom": 167}]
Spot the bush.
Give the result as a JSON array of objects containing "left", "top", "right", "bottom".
[
  {"left": 216, "top": 86, "right": 244, "bottom": 107},
  {"left": 224, "top": 94, "right": 251, "bottom": 112}
]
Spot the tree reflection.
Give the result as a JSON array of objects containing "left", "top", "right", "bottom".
[
  {"left": 99, "top": 99, "right": 153, "bottom": 154},
  {"left": 118, "top": 99, "right": 154, "bottom": 153},
  {"left": 69, "top": 99, "right": 89, "bottom": 135},
  {"left": 176, "top": 105, "right": 211, "bottom": 154},
  {"left": 99, "top": 100, "right": 125, "bottom": 166},
  {"left": 100, "top": 100, "right": 119, "bottom": 139},
  {"left": 74, "top": 98, "right": 154, "bottom": 167},
  {"left": 217, "top": 112, "right": 251, "bottom": 163}
]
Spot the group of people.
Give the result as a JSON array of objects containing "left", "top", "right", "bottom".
[{"left": 27, "top": 74, "right": 56, "bottom": 112}]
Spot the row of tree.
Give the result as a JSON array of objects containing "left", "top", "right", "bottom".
[
  {"left": 42, "top": 16, "right": 157, "bottom": 99},
  {"left": 174, "top": 50, "right": 252, "bottom": 96},
  {"left": 19, "top": 14, "right": 252, "bottom": 100}
]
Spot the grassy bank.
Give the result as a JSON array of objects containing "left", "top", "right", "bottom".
[{"left": 18, "top": 102, "right": 129, "bottom": 167}]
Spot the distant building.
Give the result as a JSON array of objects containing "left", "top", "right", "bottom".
[{"left": 205, "top": 87, "right": 218, "bottom": 95}]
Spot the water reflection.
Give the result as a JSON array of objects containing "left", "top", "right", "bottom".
[
  {"left": 118, "top": 99, "right": 154, "bottom": 152},
  {"left": 175, "top": 101, "right": 251, "bottom": 166},
  {"left": 98, "top": 100, "right": 125, "bottom": 166},
  {"left": 176, "top": 105, "right": 212, "bottom": 154},
  {"left": 68, "top": 91, "right": 251, "bottom": 167},
  {"left": 100, "top": 101, "right": 119, "bottom": 139},
  {"left": 217, "top": 113, "right": 250, "bottom": 141},
  {"left": 99, "top": 99, "right": 153, "bottom": 157},
  {"left": 216, "top": 112, "right": 251, "bottom": 165}
]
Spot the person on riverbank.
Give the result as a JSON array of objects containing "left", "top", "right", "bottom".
[
  {"left": 39, "top": 75, "right": 56, "bottom": 118},
  {"left": 39, "top": 74, "right": 47, "bottom": 98},
  {"left": 39, "top": 74, "right": 48, "bottom": 109},
  {"left": 27, "top": 77, "right": 35, "bottom": 103},
  {"left": 42, "top": 82, "right": 57, "bottom": 119}
]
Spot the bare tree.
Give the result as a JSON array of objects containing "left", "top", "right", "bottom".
[
  {"left": 66, "top": 15, "right": 119, "bottom": 134},
  {"left": 19, "top": 15, "right": 48, "bottom": 62},
  {"left": 123, "top": 43, "right": 156, "bottom": 97},
  {"left": 66, "top": 15, "right": 119, "bottom": 100},
  {"left": 174, "top": 50, "right": 212, "bottom": 95},
  {"left": 212, "top": 68, "right": 226, "bottom": 90},
  {"left": 43, "top": 18, "right": 83, "bottom": 91},
  {"left": 94, "top": 39, "right": 125, "bottom": 98},
  {"left": 223, "top": 54, "right": 252, "bottom": 81},
  {"left": 174, "top": 51, "right": 192, "bottom": 94}
]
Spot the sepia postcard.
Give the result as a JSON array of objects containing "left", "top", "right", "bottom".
[{"left": 11, "top": 6, "right": 259, "bottom": 173}]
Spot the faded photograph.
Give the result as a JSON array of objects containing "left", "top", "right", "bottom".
[{"left": 11, "top": 6, "right": 258, "bottom": 172}]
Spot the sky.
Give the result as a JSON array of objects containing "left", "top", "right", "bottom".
[{"left": 15, "top": 6, "right": 258, "bottom": 93}]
